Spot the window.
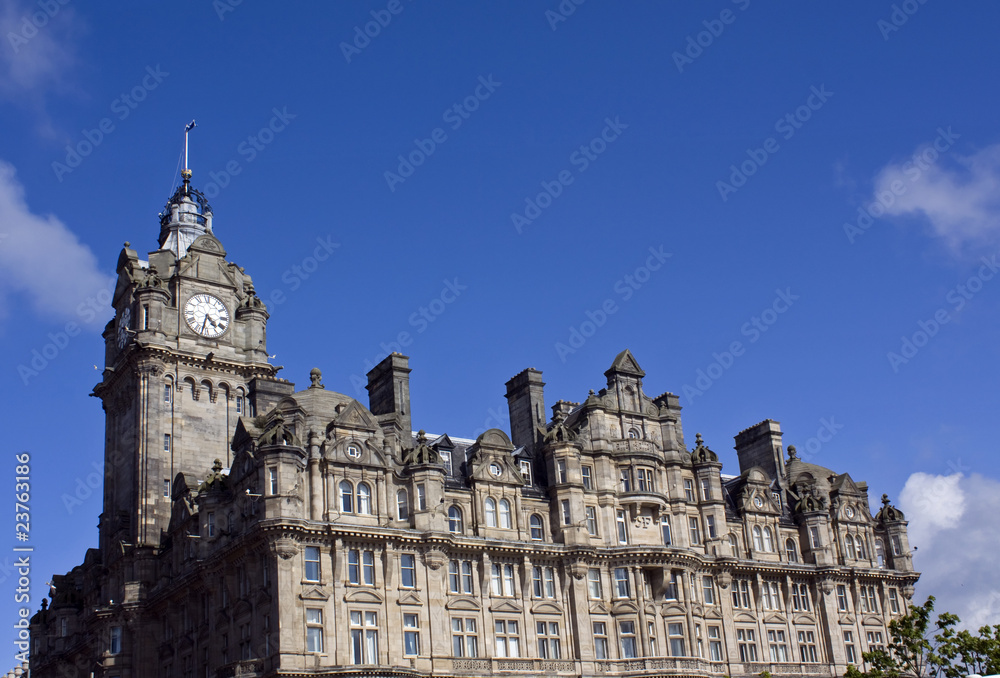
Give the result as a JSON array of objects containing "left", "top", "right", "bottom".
[
  {"left": 349, "top": 610, "right": 378, "bottom": 664},
  {"left": 532, "top": 567, "right": 543, "bottom": 598},
  {"left": 306, "top": 608, "right": 324, "bottom": 652},
  {"left": 494, "top": 620, "right": 520, "bottom": 658},
  {"left": 346, "top": 444, "right": 361, "bottom": 459},
  {"left": 164, "top": 383, "right": 172, "bottom": 403},
  {"left": 504, "top": 564, "right": 515, "bottom": 596},
  {"left": 557, "top": 460, "right": 567, "bottom": 484},
  {"left": 448, "top": 506, "right": 463, "bottom": 533},
  {"left": 729, "top": 533, "right": 740, "bottom": 558},
  {"left": 620, "top": 468, "right": 633, "bottom": 492},
  {"left": 304, "top": 546, "right": 320, "bottom": 582},
  {"left": 348, "top": 549, "right": 375, "bottom": 586},
  {"left": 582, "top": 465, "right": 593, "bottom": 490},
  {"left": 700, "top": 478, "right": 712, "bottom": 500},
  {"left": 661, "top": 515, "right": 672, "bottom": 546},
  {"left": 340, "top": 480, "right": 354, "bottom": 513},
  {"left": 108, "top": 626, "right": 122, "bottom": 654},
  {"left": 875, "top": 539, "right": 886, "bottom": 568},
  {"left": 164, "top": 433, "right": 171, "bottom": 453},
  {"left": 732, "top": 578, "right": 751, "bottom": 608},
  {"left": 844, "top": 631, "right": 857, "bottom": 664},
  {"left": 786, "top": 538, "right": 799, "bottom": 562},
  {"left": 614, "top": 567, "right": 630, "bottom": 598},
  {"left": 485, "top": 498, "right": 497, "bottom": 528},
  {"left": 587, "top": 569, "right": 602, "bottom": 599},
  {"left": 529, "top": 514, "right": 544, "bottom": 540},
  {"left": 585, "top": 506, "right": 599, "bottom": 535},
  {"left": 708, "top": 626, "right": 723, "bottom": 662},
  {"left": 684, "top": 479, "right": 695, "bottom": 502},
  {"left": 619, "top": 621, "right": 638, "bottom": 659},
  {"left": 737, "top": 628, "right": 758, "bottom": 662},
  {"left": 791, "top": 582, "right": 811, "bottom": 611},
  {"left": 810, "top": 526, "right": 822, "bottom": 548},
  {"left": 628, "top": 428, "right": 639, "bottom": 439},
  {"left": 60, "top": 617, "right": 68, "bottom": 637},
  {"left": 239, "top": 621, "right": 252, "bottom": 660},
  {"left": 537, "top": 621, "right": 561, "bottom": 659},
  {"left": 650, "top": 621, "right": 660, "bottom": 656},
  {"left": 637, "top": 468, "right": 654, "bottom": 492},
  {"left": 235, "top": 395, "right": 243, "bottom": 414},
  {"left": 520, "top": 460, "right": 532, "bottom": 485},
  {"left": 417, "top": 484, "right": 427, "bottom": 511},
  {"left": 798, "top": 630, "right": 818, "bottom": 662},
  {"left": 762, "top": 580, "right": 781, "bottom": 610},
  {"left": 702, "top": 576, "right": 715, "bottom": 605},
  {"left": 593, "top": 622, "right": 609, "bottom": 659},
  {"left": 861, "top": 585, "right": 879, "bottom": 613},
  {"left": 706, "top": 515, "right": 717, "bottom": 539},
  {"left": 616, "top": 510, "right": 628, "bottom": 544},
  {"left": 401, "top": 554, "right": 416, "bottom": 588},
  {"left": 891, "top": 535, "right": 902, "bottom": 556},
  {"left": 363, "top": 550, "right": 375, "bottom": 585},
  {"left": 888, "top": 588, "right": 900, "bottom": 614},
  {"left": 690, "top": 574, "right": 698, "bottom": 603},
  {"left": 499, "top": 498, "right": 512, "bottom": 529},
  {"left": 845, "top": 534, "right": 855, "bottom": 559},
  {"left": 689, "top": 517, "right": 700, "bottom": 545},
  {"left": 347, "top": 482, "right": 368, "bottom": 514},
  {"left": 665, "top": 571, "right": 679, "bottom": 600},
  {"left": 856, "top": 535, "right": 867, "bottom": 560},
  {"left": 440, "top": 449, "right": 452, "bottom": 475},
  {"left": 772, "top": 491, "right": 782, "bottom": 509},
  {"left": 207, "top": 512, "right": 215, "bottom": 537},
  {"left": 837, "top": 584, "right": 849, "bottom": 612},
  {"left": 452, "top": 618, "right": 478, "bottom": 657},
  {"left": 867, "top": 631, "right": 885, "bottom": 652},
  {"left": 491, "top": 563, "right": 514, "bottom": 597},
  {"left": 403, "top": 613, "right": 420, "bottom": 656},
  {"left": 261, "top": 553, "right": 270, "bottom": 587},
  {"left": 163, "top": 479, "right": 170, "bottom": 498},
  {"left": 668, "top": 622, "right": 685, "bottom": 656},
  {"left": 396, "top": 489, "right": 409, "bottom": 521},
  {"left": 268, "top": 468, "right": 277, "bottom": 495},
  {"left": 767, "top": 629, "right": 789, "bottom": 662},
  {"left": 762, "top": 526, "right": 774, "bottom": 552},
  {"left": 532, "top": 567, "right": 556, "bottom": 599},
  {"left": 753, "top": 526, "right": 764, "bottom": 551}
]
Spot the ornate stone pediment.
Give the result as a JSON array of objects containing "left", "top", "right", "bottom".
[
  {"left": 662, "top": 602, "right": 687, "bottom": 616},
  {"left": 794, "top": 613, "right": 817, "bottom": 625},
  {"left": 445, "top": 596, "right": 481, "bottom": 611},
  {"left": 300, "top": 586, "right": 330, "bottom": 602},
  {"left": 345, "top": 588, "right": 383, "bottom": 604},
  {"left": 530, "top": 601, "right": 563, "bottom": 615},
  {"left": 612, "top": 600, "right": 638, "bottom": 615},
  {"left": 489, "top": 599, "right": 523, "bottom": 613},
  {"left": 764, "top": 613, "right": 787, "bottom": 624},
  {"left": 397, "top": 590, "right": 423, "bottom": 606}
]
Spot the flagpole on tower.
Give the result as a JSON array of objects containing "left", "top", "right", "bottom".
[{"left": 182, "top": 120, "right": 196, "bottom": 191}]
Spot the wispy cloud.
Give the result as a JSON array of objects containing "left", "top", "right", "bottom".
[
  {"left": 874, "top": 142, "right": 1000, "bottom": 253},
  {"left": 0, "top": 159, "right": 110, "bottom": 327},
  {"left": 899, "top": 472, "right": 1000, "bottom": 629}
]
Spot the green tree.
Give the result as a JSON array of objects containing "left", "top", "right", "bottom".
[{"left": 845, "top": 596, "right": 1000, "bottom": 678}]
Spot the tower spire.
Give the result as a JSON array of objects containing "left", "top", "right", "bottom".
[{"left": 182, "top": 120, "right": 196, "bottom": 190}]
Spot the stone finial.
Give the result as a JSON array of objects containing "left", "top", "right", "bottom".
[
  {"left": 695, "top": 433, "right": 704, "bottom": 446},
  {"left": 416, "top": 430, "right": 427, "bottom": 445},
  {"left": 309, "top": 368, "right": 324, "bottom": 389},
  {"left": 882, "top": 493, "right": 890, "bottom": 507},
  {"left": 212, "top": 459, "right": 223, "bottom": 473},
  {"left": 787, "top": 444, "right": 798, "bottom": 461}
]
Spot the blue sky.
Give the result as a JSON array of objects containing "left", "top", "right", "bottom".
[{"left": 2, "top": 0, "right": 999, "bottom": 649}]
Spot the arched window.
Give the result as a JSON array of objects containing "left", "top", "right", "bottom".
[
  {"left": 530, "top": 514, "right": 544, "bottom": 540},
  {"left": 875, "top": 539, "right": 886, "bottom": 568},
  {"left": 729, "top": 533, "right": 739, "bottom": 558},
  {"left": 396, "top": 489, "right": 409, "bottom": 521},
  {"left": 339, "top": 480, "right": 353, "bottom": 513},
  {"left": 357, "top": 482, "right": 372, "bottom": 515},
  {"left": 891, "top": 535, "right": 902, "bottom": 556},
  {"left": 498, "top": 498, "right": 512, "bottom": 529},
  {"left": 752, "top": 526, "right": 764, "bottom": 551},
  {"left": 785, "top": 538, "right": 798, "bottom": 563},
  {"left": 484, "top": 498, "right": 497, "bottom": 528},
  {"left": 448, "top": 506, "right": 463, "bottom": 533},
  {"left": 855, "top": 535, "right": 866, "bottom": 560},
  {"left": 844, "top": 534, "right": 855, "bottom": 558},
  {"left": 628, "top": 428, "right": 639, "bottom": 439},
  {"left": 762, "top": 526, "right": 774, "bottom": 552}
]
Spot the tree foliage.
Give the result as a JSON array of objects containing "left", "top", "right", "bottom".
[{"left": 845, "top": 596, "right": 1000, "bottom": 678}]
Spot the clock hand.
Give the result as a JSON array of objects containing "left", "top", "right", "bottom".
[{"left": 201, "top": 316, "right": 208, "bottom": 332}]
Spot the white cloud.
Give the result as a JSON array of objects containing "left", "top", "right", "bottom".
[
  {"left": 874, "top": 142, "right": 1000, "bottom": 252},
  {"left": 0, "top": 159, "right": 111, "bottom": 327},
  {"left": 899, "top": 472, "right": 1000, "bottom": 629}
]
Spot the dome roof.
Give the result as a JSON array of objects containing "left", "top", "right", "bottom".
[
  {"left": 876, "top": 493, "right": 906, "bottom": 522},
  {"left": 157, "top": 177, "right": 214, "bottom": 258}
]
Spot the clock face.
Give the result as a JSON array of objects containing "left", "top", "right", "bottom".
[
  {"left": 489, "top": 463, "right": 502, "bottom": 477},
  {"left": 117, "top": 307, "right": 132, "bottom": 349},
  {"left": 753, "top": 495, "right": 764, "bottom": 508},
  {"left": 845, "top": 506, "right": 855, "bottom": 519},
  {"left": 184, "top": 294, "right": 230, "bottom": 338}
]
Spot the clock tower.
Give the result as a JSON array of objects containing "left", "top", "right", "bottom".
[{"left": 93, "top": 172, "right": 285, "bottom": 554}]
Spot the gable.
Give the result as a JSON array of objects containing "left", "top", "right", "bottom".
[
  {"left": 300, "top": 586, "right": 331, "bottom": 602},
  {"left": 489, "top": 599, "right": 523, "bottom": 613},
  {"left": 397, "top": 590, "right": 423, "bottom": 606}
]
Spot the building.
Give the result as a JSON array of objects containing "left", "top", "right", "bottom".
[{"left": 31, "top": 173, "right": 919, "bottom": 677}]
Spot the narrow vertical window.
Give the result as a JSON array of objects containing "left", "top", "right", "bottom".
[
  {"left": 587, "top": 569, "right": 602, "bottom": 599},
  {"left": 519, "top": 460, "right": 532, "bottom": 485},
  {"left": 164, "top": 383, "right": 171, "bottom": 403},
  {"left": 400, "top": 554, "right": 416, "bottom": 588},
  {"left": 163, "top": 479, "right": 170, "bottom": 498},
  {"left": 448, "top": 506, "right": 463, "bottom": 533},
  {"left": 668, "top": 623, "right": 686, "bottom": 657},
  {"left": 557, "top": 460, "right": 567, "bottom": 483},
  {"left": 417, "top": 484, "right": 427, "bottom": 511},
  {"left": 340, "top": 480, "right": 354, "bottom": 513},
  {"left": 529, "top": 514, "right": 543, "bottom": 540},
  {"left": 485, "top": 498, "right": 497, "bottom": 527},
  {"left": 616, "top": 510, "right": 628, "bottom": 544},
  {"left": 142, "top": 304, "right": 150, "bottom": 330},
  {"left": 268, "top": 467, "right": 278, "bottom": 495},
  {"left": 706, "top": 515, "right": 717, "bottom": 539},
  {"left": 662, "top": 515, "right": 672, "bottom": 546},
  {"left": 397, "top": 489, "right": 409, "bottom": 521},
  {"left": 619, "top": 621, "right": 638, "bottom": 659},
  {"left": 207, "top": 511, "right": 215, "bottom": 537},
  {"left": 561, "top": 499, "right": 571, "bottom": 525},
  {"left": 357, "top": 483, "right": 372, "bottom": 514},
  {"left": 403, "top": 613, "right": 420, "bottom": 656},
  {"left": 684, "top": 479, "right": 695, "bottom": 502},
  {"left": 593, "top": 622, "right": 609, "bottom": 659},
  {"left": 689, "top": 517, "right": 700, "bottom": 545},
  {"left": 499, "top": 499, "right": 512, "bottom": 529},
  {"left": 304, "top": 546, "right": 320, "bottom": 582},
  {"left": 582, "top": 465, "right": 593, "bottom": 490},
  {"left": 585, "top": 506, "right": 598, "bottom": 535},
  {"left": 614, "top": 567, "right": 630, "bottom": 598},
  {"left": 164, "top": 433, "right": 171, "bottom": 452},
  {"left": 362, "top": 550, "right": 375, "bottom": 585}
]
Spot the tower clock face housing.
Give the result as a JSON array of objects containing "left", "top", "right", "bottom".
[{"left": 184, "top": 293, "right": 230, "bottom": 338}]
